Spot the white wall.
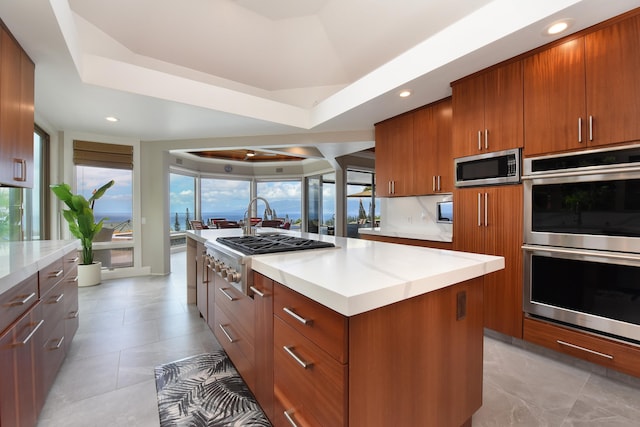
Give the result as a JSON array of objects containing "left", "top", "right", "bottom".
[{"left": 379, "top": 194, "right": 453, "bottom": 242}]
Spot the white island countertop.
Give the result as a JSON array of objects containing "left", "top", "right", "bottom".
[
  {"left": 189, "top": 229, "right": 504, "bottom": 316},
  {"left": 0, "top": 240, "right": 78, "bottom": 295}
]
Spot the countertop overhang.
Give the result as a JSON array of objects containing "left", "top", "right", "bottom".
[{"left": 189, "top": 229, "right": 503, "bottom": 316}]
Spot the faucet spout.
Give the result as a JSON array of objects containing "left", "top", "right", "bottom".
[{"left": 243, "top": 196, "right": 273, "bottom": 236}]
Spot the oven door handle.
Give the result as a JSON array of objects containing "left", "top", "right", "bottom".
[{"left": 522, "top": 244, "right": 640, "bottom": 263}]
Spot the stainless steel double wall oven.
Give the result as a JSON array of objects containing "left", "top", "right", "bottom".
[{"left": 522, "top": 145, "right": 640, "bottom": 343}]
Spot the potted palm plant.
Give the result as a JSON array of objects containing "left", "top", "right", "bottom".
[{"left": 51, "top": 180, "right": 115, "bottom": 286}]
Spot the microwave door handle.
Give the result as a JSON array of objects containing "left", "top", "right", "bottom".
[{"left": 477, "top": 193, "right": 482, "bottom": 227}]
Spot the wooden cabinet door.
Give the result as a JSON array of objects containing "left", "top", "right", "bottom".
[
  {"left": 524, "top": 37, "right": 587, "bottom": 156},
  {"left": 195, "top": 242, "right": 207, "bottom": 320},
  {"left": 452, "top": 73, "right": 485, "bottom": 158},
  {"left": 452, "top": 188, "right": 485, "bottom": 254},
  {"left": 484, "top": 61, "right": 523, "bottom": 152},
  {"left": 414, "top": 98, "right": 453, "bottom": 194},
  {"left": 585, "top": 14, "right": 640, "bottom": 147},
  {"left": 252, "top": 273, "right": 274, "bottom": 421},
  {"left": 374, "top": 113, "right": 413, "bottom": 196},
  {"left": 483, "top": 185, "right": 523, "bottom": 338}
]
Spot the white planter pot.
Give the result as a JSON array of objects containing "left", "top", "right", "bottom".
[{"left": 77, "top": 262, "right": 102, "bottom": 287}]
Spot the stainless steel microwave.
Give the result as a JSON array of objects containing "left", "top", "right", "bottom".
[{"left": 454, "top": 148, "right": 521, "bottom": 187}]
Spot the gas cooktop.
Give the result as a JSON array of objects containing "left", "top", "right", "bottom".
[{"left": 216, "top": 235, "right": 335, "bottom": 255}]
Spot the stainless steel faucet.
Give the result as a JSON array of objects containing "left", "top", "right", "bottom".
[{"left": 243, "top": 196, "right": 273, "bottom": 235}]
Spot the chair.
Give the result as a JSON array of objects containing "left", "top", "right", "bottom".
[
  {"left": 261, "top": 220, "right": 283, "bottom": 228},
  {"left": 209, "top": 218, "right": 226, "bottom": 227},
  {"left": 189, "top": 220, "right": 205, "bottom": 230},
  {"left": 216, "top": 220, "right": 240, "bottom": 229}
]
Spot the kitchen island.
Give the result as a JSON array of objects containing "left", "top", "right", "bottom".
[{"left": 187, "top": 229, "right": 503, "bottom": 426}]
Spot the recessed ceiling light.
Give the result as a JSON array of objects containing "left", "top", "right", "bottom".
[
  {"left": 105, "top": 116, "right": 119, "bottom": 122},
  {"left": 399, "top": 90, "right": 411, "bottom": 98},
  {"left": 545, "top": 19, "right": 572, "bottom": 36}
]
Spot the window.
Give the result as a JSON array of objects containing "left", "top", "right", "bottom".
[
  {"left": 201, "top": 177, "right": 250, "bottom": 224},
  {"left": 346, "top": 170, "right": 379, "bottom": 238},
  {"left": 169, "top": 173, "right": 196, "bottom": 231},
  {"left": 257, "top": 180, "right": 301, "bottom": 228}
]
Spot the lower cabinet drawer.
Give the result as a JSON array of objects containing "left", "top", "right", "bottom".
[
  {"left": 213, "top": 303, "right": 255, "bottom": 390},
  {"left": 524, "top": 317, "right": 640, "bottom": 378},
  {"left": 273, "top": 316, "right": 347, "bottom": 427},
  {"left": 41, "top": 319, "right": 66, "bottom": 393},
  {"left": 41, "top": 282, "right": 66, "bottom": 339},
  {"left": 0, "top": 273, "right": 38, "bottom": 334},
  {"left": 39, "top": 258, "right": 65, "bottom": 297}
]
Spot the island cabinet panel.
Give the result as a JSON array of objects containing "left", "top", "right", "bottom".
[
  {"left": 413, "top": 98, "right": 453, "bottom": 194},
  {"left": 211, "top": 273, "right": 256, "bottom": 390},
  {"left": 185, "top": 238, "right": 198, "bottom": 304},
  {"left": 348, "top": 277, "right": 483, "bottom": 427},
  {"left": 524, "top": 317, "right": 640, "bottom": 378},
  {"left": 374, "top": 112, "right": 414, "bottom": 196},
  {"left": 0, "top": 302, "right": 44, "bottom": 427},
  {"left": 452, "top": 60, "right": 523, "bottom": 158},
  {"left": 524, "top": 12, "right": 640, "bottom": 156},
  {"left": 251, "top": 273, "right": 274, "bottom": 420},
  {"left": 273, "top": 316, "right": 348, "bottom": 427},
  {"left": 454, "top": 185, "right": 523, "bottom": 338},
  {"left": 273, "top": 282, "right": 348, "bottom": 364},
  {"left": 195, "top": 242, "right": 207, "bottom": 320},
  {"left": 0, "top": 25, "right": 35, "bottom": 188}
]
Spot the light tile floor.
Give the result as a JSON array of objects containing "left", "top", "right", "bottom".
[{"left": 37, "top": 252, "right": 640, "bottom": 426}]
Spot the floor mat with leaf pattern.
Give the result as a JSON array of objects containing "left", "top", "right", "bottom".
[{"left": 154, "top": 351, "right": 271, "bottom": 426}]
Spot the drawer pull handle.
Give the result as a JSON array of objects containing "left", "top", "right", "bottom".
[
  {"left": 249, "top": 286, "right": 265, "bottom": 298},
  {"left": 284, "top": 409, "right": 299, "bottom": 427},
  {"left": 7, "top": 292, "right": 36, "bottom": 307},
  {"left": 556, "top": 340, "right": 613, "bottom": 360},
  {"left": 17, "top": 319, "right": 44, "bottom": 346},
  {"left": 50, "top": 336, "right": 65, "bottom": 350},
  {"left": 219, "top": 288, "right": 236, "bottom": 301},
  {"left": 68, "top": 310, "right": 79, "bottom": 319},
  {"left": 50, "top": 269, "right": 63, "bottom": 278},
  {"left": 52, "top": 293, "right": 64, "bottom": 304},
  {"left": 219, "top": 324, "right": 235, "bottom": 343},
  {"left": 283, "top": 345, "right": 312, "bottom": 369},
  {"left": 69, "top": 276, "right": 79, "bottom": 283},
  {"left": 283, "top": 307, "right": 312, "bottom": 325},
  {"left": 68, "top": 256, "right": 79, "bottom": 263}
]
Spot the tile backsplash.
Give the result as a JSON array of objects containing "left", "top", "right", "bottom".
[{"left": 379, "top": 194, "right": 453, "bottom": 241}]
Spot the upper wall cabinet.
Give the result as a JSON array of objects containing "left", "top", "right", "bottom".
[
  {"left": 375, "top": 112, "right": 414, "bottom": 197},
  {"left": 452, "top": 61, "right": 523, "bottom": 159},
  {"left": 375, "top": 98, "right": 453, "bottom": 197},
  {"left": 524, "top": 14, "right": 640, "bottom": 157},
  {"left": 0, "top": 26, "right": 35, "bottom": 188}
]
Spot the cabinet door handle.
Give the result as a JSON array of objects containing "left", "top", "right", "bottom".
[
  {"left": 477, "top": 193, "right": 482, "bottom": 227},
  {"left": 391, "top": 180, "right": 395, "bottom": 194},
  {"left": 477, "top": 130, "right": 482, "bottom": 150},
  {"left": 437, "top": 175, "right": 441, "bottom": 192},
  {"left": 68, "top": 310, "right": 79, "bottom": 319},
  {"left": 218, "top": 324, "right": 235, "bottom": 343},
  {"left": 578, "top": 117, "right": 583, "bottom": 143},
  {"left": 249, "top": 286, "right": 265, "bottom": 298},
  {"left": 6, "top": 292, "right": 36, "bottom": 307},
  {"left": 284, "top": 409, "right": 300, "bottom": 427},
  {"left": 68, "top": 256, "right": 79, "bottom": 263},
  {"left": 484, "top": 192, "right": 488, "bottom": 227},
  {"left": 49, "top": 336, "right": 65, "bottom": 350},
  {"left": 49, "top": 269, "right": 63, "bottom": 278},
  {"left": 432, "top": 176, "right": 436, "bottom": 192},
  {"left": 51, "top": 293, "right": 64, "bottom": 304},
  {"left": 388, "top": 181, "right": 392, "bottom": 194},
  {"left": 556, "top": 340, "right": 613, "bottom": 360},
  {"left": 16, "top": 319, "right": 44, "bottom": 346},
  {"left": 13, "top": 159, "right": 27, "bottom": 181},
  {"left": 283, "top": 345, "right": 312, "bottom": 369},
  {"left": 484, "top": 129, "right": 489, "bottom": 149},
  {"left": 283, "top": 307, "right": 312, "bottom": 325},
  {"left": 589, "top": 115, "right": 593, "bottom": 141},
  {"left": 219, "top": 287, "right": 236, "bottom": 301}
]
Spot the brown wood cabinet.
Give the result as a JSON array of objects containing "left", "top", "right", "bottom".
[
  {"left": 524, "top": 13, "right": 640, "bottom": 156},
  {"left": 452, "top": 61, "right": 523, "bottom": 158},
  {"left": 453, "top": 185, "right": 523, "bottom": 338},
  {"left": 524, "top": 317, "right": 640, "bottom": 378},
  {"left": 251, "top": 273, "right": 274, "bottom": 421},
  {"left": 414, "top": 98, "right": 453, "bottom": 194},
  {"left": 375, "top": 98, "right": 453, "bottom": 196},
  {"left": 62, "top": 250, "right": 79, "bottom": 353},
  {"left": 374, "top": 112, "right": 414, "bottom": 196},
  {"left": 0, "top": 24, "right": 35, "bottom": 188}
]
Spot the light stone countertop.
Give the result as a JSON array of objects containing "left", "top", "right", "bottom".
[
  {"left": 189, "top": 229, "right": 503, "bottom": 316},
  {"left": 357, "top": 226, "right": 453, "bottom": 243},
  {"left": 0, "top": 240, "right": 78, "bottom": 295}
]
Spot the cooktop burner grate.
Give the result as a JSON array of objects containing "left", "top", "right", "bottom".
[{"left": 216, "top": 235, "right": 335, "bottom": 255}]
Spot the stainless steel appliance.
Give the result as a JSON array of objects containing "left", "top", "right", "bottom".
[
  {"left": 454, "top": 148, "right": 521, "bottom": 187},
  {"left": 522, "top": 145, "right": 640, "bottom": 343},
  {"left": 205, "top": 234, "right": 335, "bottom": 295}
]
